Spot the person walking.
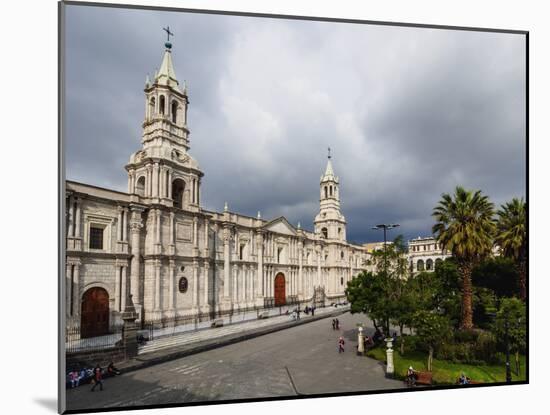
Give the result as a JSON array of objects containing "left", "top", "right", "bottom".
[
  {"left": 90, "top": 364, "right": 104, "bottom": 392},
  {"left": 338, "top": 336, "right": 345, "bottom": 353},
  {"left": 332, "top": 319, "right": 336, "bottom": 330},
  {"left": 335, "top": 318, "right": 340, "bottom": 330}
]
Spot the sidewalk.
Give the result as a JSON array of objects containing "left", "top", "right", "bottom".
[{"left": 118, "top": 305, "right": 349, "bottom": 374}]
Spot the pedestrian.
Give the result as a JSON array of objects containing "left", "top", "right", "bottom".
[
  {"left": 107, "top": 362, "right": 121, "bottom": 377},
  {"left": 332, "top": 319, "right": 336, "bottom": 330},
  {"left": 90, "top": 364, "right": 104, "bottom": 392},
  {"left": 338, "top": 336, "right": 345, "bottom": 353},
  {"left": 69, "top": 370, "right": 79, "bottom": 388},
  {"left": 312, "top": 307, "right": 315, "bottom": 316},
  {"left": 335, "top": 318, "right": 340, "bottom": 330}
]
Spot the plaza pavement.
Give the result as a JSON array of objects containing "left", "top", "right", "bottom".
[{"left": 66, "top": 311, "right": 402, "bottom": 411}]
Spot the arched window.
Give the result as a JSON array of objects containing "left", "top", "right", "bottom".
[
  {"left": 171, "top": 100, "right": 178, "bottom": 123},
  {"left": 159, "top": 95, "right": 165, "bottom": 115},
  {"left": 324, "top": 186, "right": 328, "bottom": 199},
  {"left": 135, "top": 176, "right": 146, "bottom": 197},
  {"left": 321, "top": 227, "right": 328, "bottom": 239},
  {"left": 417, "top": 259, "right": 425, "bottom": 271},
  {"left": 340, "top": 251, "right": 344, "bottom": 259},
  {"left": 330, "top": 186, "right": 333, "bottom": 196},
  {"left": 426, "top": 259, "right": 434, "bottom": 271},
  {"left": 277, "top": 247, "right": 283, "bottom": 263},
  {"left": 165, "top": 170, "right": 170, "bottom": 197},
  {"left": 172, "top": 178, "right": 185, "bottom": 208},
  {"left": 148, "top": 97, "right": 155, "bottom": 119}
]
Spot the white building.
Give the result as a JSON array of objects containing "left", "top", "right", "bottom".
[
  {"left": 407, "top": 236, "right": 451, "bottom": 273},
  {"left": 65, "top": 40, "right": 370, "bottom": 338}
]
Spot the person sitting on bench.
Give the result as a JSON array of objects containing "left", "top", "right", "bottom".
[{"left": 406, "top": 366, "right": 418, "bottom": 386}]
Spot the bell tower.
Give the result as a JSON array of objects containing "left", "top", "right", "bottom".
[
  {"left": 314, "top": 148, "right": 347, "bottom": 241},
  {"left": 126, "top": 29, "right": 203, "bottom": 211}
]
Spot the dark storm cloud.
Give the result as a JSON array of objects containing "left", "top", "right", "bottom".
[{"left": 65, "top": 5, "right": 526, "bottom": 243}]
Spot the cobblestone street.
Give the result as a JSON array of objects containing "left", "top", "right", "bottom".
[{"left": 66, "top": 312, "right": 402, "bottom": 411}]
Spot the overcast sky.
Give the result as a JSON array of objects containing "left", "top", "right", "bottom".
[{"left": 64, "top": 4, "right": 526, "bottom": 244}]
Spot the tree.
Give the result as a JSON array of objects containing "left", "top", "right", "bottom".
[
  {"left": 345, "top": 271, "right": 393, "bottom": 333},
  {"left": 412, "top": 311, "right": 452, "bottom": 371},
  {"left": 432, "top": 186, "right": 495, "bottom": 330},
  {"left": 492, "top": 298, "right": 526, "bottom": 375},
  {"left": 472, "top": 257, "right": 519, "bottom": 299},
  {"left": 495, "top": 198, "right": 527, "bottom": 301}
]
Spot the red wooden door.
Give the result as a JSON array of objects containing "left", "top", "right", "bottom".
[
  {"left": 81, "top": 287, "right": 110, "bottom": 338},
  {"left": 274, "top": 273, "right": 286, "bottom": 306}
]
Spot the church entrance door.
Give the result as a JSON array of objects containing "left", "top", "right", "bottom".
[
  {"left": 81, "top": 287, "right": 110, "bottom": 338},
  {"left": 274, "top": 273, "right": 286, "bottom": 306}
]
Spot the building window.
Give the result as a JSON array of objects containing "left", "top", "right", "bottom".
[
  {"left": 240, "top": 244, "right": 245, "bottom": 260},
  {"left": 417, "top": 259, "right": 425, "bottom": 271},
  {"left": 136, "top": 176, "right": 145, "bottom": 196},
  {"left": 277, "top": 247, "right": 283, "bottom": 263},
  {"left": 426, "top": 259, "right": 434, "bottom": 271},
  {"left": 324, "top": 186, "right": 328, "bottom": 199},
  {"left": 330, "top": 186, "right": 333, "bottom": 196},
  {"left": 340, "top": 251, "right": 344, "bottom": 259},
  {"left": 159, "top": 95, "right": 165, "bottom": 115},
  {"left": 171, "top": 100, "right": 178, "bottom": 123},
  {"left": 321, "top": 227, "right": 328, "bottom": 239},
  {"left": 340, "top": 277, "right": 344, "bottom": 286},
  {"left": 89, "top": 226, "right": 104, "bottom": 250}
]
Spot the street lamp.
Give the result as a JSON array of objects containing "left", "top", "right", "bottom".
[{"left": 371, "top": 223, "right": 400, "bottom": 274}]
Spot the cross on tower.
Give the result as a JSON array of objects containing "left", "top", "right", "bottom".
[
  {"left": 163, "top": 26, "right": 174, "bottom": 42},
  {"left": 328, "top": 147, "right": 332, "bottom": 159}
]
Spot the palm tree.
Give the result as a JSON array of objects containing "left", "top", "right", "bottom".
[
  {"left": 495, "top": 198, "right": 527, "bottom": 301},
  {"left": 432, "top": 186, "right": 495, "bottom": 330}
]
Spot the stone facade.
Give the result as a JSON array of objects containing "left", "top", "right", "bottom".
[
  {"left": 65, "top": 41, "right": 371, "bottom": 333},
  {"left": 407, "top": 236, "right": 451, "bottom": 273}
]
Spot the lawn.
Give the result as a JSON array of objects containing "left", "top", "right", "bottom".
[{"left": 366, "top": 346, "right": 526, "bottom": 384}]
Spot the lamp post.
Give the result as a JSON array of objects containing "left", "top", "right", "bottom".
[{"left": 371, "top": 224, "right": 400, "bottom": 274}]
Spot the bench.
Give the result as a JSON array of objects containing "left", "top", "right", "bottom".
[
  {"left": 456, "top": 378, "right": 483, "bottom": 385},
  {"left": 414, "top": 371, "right": 433, "bottom": 386},
  {"left": 258, "top": 311, "right": 269, "bottom": 319},
  {"left": 211, "top": 319, "right": 224, "bottom": 328}
]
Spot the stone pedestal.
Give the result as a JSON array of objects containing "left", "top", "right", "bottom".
[
  {"left": 385, "top": 337, "right": 394, "bottom": 378},
  {"left": 121, "top": 295, "right": 139, "bottom": 360},
  {"left": 357, "top": 326, "right": 365, "bottom": 356}
]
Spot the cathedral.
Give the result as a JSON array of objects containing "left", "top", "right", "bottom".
[{"left": 65, "top": 40, "right": 370, "bottom": 338}]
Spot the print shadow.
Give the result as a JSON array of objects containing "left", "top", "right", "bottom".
[{"left": 65, "top": 371, "right": 221, "bottom": 412}]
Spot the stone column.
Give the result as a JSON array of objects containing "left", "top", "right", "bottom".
[
  {"left": 153, "top": 162, "right": 159, "bottom": 198},
  {"left": 192, "top": 259, "right": 199, "bottom": 310},
  {"left": 75, "top": 199, "right": 81, "bottom": 238},
  {"left": 168, "top": 171, "right": 173, "bottom": 199},
  {"left": 203, "top": 217, "right": 210, "bottom": 256},
  {"left": 155, "top": 209, "right": 161, "bottom": 254},
  {"left": 223, "top": 225, "right": 231, "bottom": 299},
  {"left": 168, "top": 260, "right": 175, "bottom": 310},
  {"left": 203, "top": 260, "right": 210, "bottom": 311},
  {"left": 169, "top": 212, "right": 175, "bottom": 245},
  {"left": 317, "top": 249, "right": 321, "bottom": 288},
  {"left": 129, "top": 208, "right": 143, "bottom": 306},
  {"left": 114, "top": 265, "right": 121, "bottom": 312},
  {"left": 193, "top": 216, "right": 199, "bottom": 250},
  {"left": 121, "top": 265, "right": 128, "bottom": 311},
  {"left": 123, "top": 208, "right": 128, "bottom": 242},
  {"left": 154, "top": 260, "right": 161, "bottom": 311},
  {"left": 72, "top": 263, "right": 80, "bottom": 318},
  {"left": 232, "top": 264, "right": 238, "bottom": 304},
  {"left": 257, "top": 232, "right": 264, "bottom": 299},
  {"left": 117, "top": 208, "right": 123, "bottom": 242},
  {"left": 298, "top": 242, "right": 303, "bottom": 296},
  {"left": 67, "top": 196, "right": 74, "bottom": 238}
]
